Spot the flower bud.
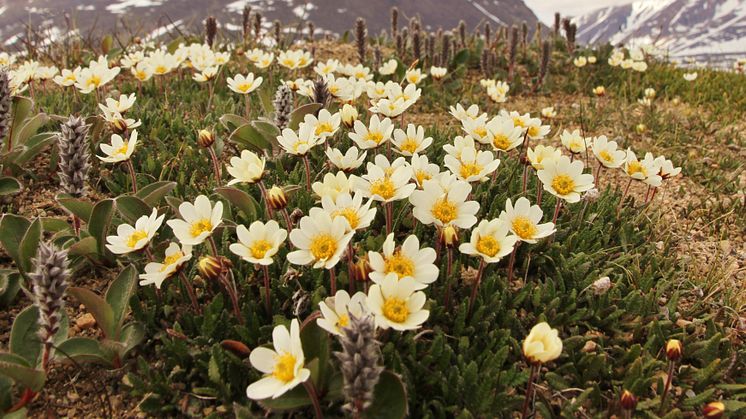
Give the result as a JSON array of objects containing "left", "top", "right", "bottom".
[
  {"left": 198, "top": 255, "right": 229, "bottom": 280},
  {"left": 197, "top": 129, "right": 215, "bottom": 148},
  {"left": 592, "top": 86, "right": 605, "bottom": 97},
  {"left": 636, "top": 123, "right": 647, "bottom": 134},
  {"left": 267, "top": 185, "right": 288, "bottom": 210},
  {"left": 522, "top": 322, "right": 563, "bottom": 364},
  {"left": 439, "top": 225, "right": 459, "bottom": 248},
  {"left": 665, "top": 339, "right": 682, "bottom": 361},
  {"left": 350, "top": 254, "right": 372, "bottom": 282},
  {"left": 341, "top": 103, "right": 358, "bottom": 129},
  {"left": 620, "top": 389, "right": 637, "bottom": 411},
  {"left": 110, "top": 118, "right": 129, "bottom": 134},
  {"left": 702, "top": 401, "right": 725, "bottom": 418}
]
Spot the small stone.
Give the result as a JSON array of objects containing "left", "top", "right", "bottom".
[
  {"left": 675, "top": 318, "right": 692, "bottom": 328},
  {"left": 582, "top": 340, "right": 597, "bottom": 353},
  {"left": 76, "top": 313, "right": 96, "bottom": 330},
  {"left": 591, "top": 276, "right": 612, "bottom": 295}
]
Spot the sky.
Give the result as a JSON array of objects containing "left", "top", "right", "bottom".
[{"left": 524, "top": 0, "right": 635, "bottom": 23}]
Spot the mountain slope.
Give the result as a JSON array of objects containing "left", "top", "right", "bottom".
[
  {"left": 573, "top": 0, "right": 746, "bottom": 61},
  {"left": 0, "top": 0, "right": 540, "bottom": 49}
]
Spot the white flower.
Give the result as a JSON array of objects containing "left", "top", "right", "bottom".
[
  {"left": 367, "top": 274, "right": 429, "bottom": 331},
  {"left": 461, "top": 115, "right": 490, "bottom": 144},
  {"left": 632, "top": 61, "right": 648, "bottom": 72},
  {"left": 98, "top": 130, "right": 138, "bottom": 163},
  {"left": 348, "top": 114, "right": 395, "bottom": 149},
  {"left": 369, "top": 98, "right": 407, "bottom": 118},
  {"left": 560, "top": 129, "right": 587, "bottom": 154},
  {"left": 321, "top": 192, "right": 377, "bottom": 232},
  {"left": 304, "top": 109, "right": 341, "bottom": 140},
  {"left": 277, "top": 123, "right": 322, "bottom": 156},
  {"left": 227, "top": 73, "right": 263, "bottom": 94},
  {"left": 351, "top": 157, "right": 415, "bottom": 203},
  {"left": 527, "top": 145, "right": 562, "bottom": 170},
  {"left": 226, "top": 150, "right": 266, "bottom": 185},
  {"left": 53, "top": 67, "right": 80, "bottom": 87},
  {"left": 312, "top": 172, "right": 351, "bottom": 201},
  {"left": 405, "top": 68, "right": 426, "bottom": 84},
  {"left": 683, "top": 72, "right": 697, "bottom": 81},
  {"left": 525, "top": 117, "right": 551, "bottom": 140},
  {"left": 255, "top": 52, "right": 275, "bottom": 69},
  {"left": 541, "top": 107, "right": 556, "bottom": 119},
  {"left": 368, "top": 233, "right": 438, "bottom": 290},
  {"left": 313, "top": 59, "right": 339, "bottom": 77},
  {"left": 498, "top": 198, "right": 555, "bottom": 243},
  {"left": 193, "top": 66, "right": 219, "bottom": 82},
  {"left": 573, "top": 57, "right": 587, "bottom": 68},
  {"left": 230, "top": 220, "right": 287, "bottom": 266},
  {"left": 442, "top": 135, "right": 477, "bottom": 163},
  {"left": 392, "top": 124, "right": 432, "bottom": 156},
  {"left": 131, "top": 62, "right": 154, "bottom": 82},
  {"left": 485, "top": 116, "right": 523, "bottom": 152},
  {"left": 287, "top": 207, "right": 354, "bottom": 269},
  {"left": 105, "top": 208, "right": 164, "bottom": 254},
  {"left": 523, "top": 322, "right": 562, "bottom": 364},
  {"left": 246, "top": 319, "right": 311, "bottom": 400},
  {"left": 653, "top": 155, "right": 681, "bottom": 180},
  {"left": 326, "top": 147, "right": 366, "bottom": 172},
  {"left": 317, "top": 290, "right": 369, "bottom": 335},
  {"left": 99, "top": 93, "right": 137, "bottom": 114},
  {"left": 449, "top": 103, "right": 484, "bottom": 123},
  {"left": 430, "top": 66, "right": 447, "bottom": 80},
  {"left": 444, "top": 146, "right": 500, "bottom": 183},
  {"left": 278, "top": 50, "right": 313, "bottom": 70},
  {"left": 166, "top": 195, "right": 224, "bottom": 246},
  {"left": 139, "top": 243, "right": 193, "bottom": 289},
  {"left": 623, "top": 150, "right": 662, "bottom": 186},
  {"left": 378, "top": 59, "right": 398, "bottom": 75},
  {"left": 459, "top": 219, "right": 517, "bottom": 263},
  {"left": 408, "top": 153, "right": 441, "bottom": 188},
  {"left": 591, "top": 136, "right": 626, "bottom": 168},
  {"left": 75, "top": 63, "right": 120, "bottom": 94},
  {"left": 537, "top": 156, "right": 595, "bottom": 203},
  {"left": 410, "top": 178, "right": 479, "bottom": 229}
]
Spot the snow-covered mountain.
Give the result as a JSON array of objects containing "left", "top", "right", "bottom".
[
  {"left": 0, "top": 0, "right": 540, "bottom": 49},
  {"left": 573, "top": 0, "right": 746, "bottom": 62}
]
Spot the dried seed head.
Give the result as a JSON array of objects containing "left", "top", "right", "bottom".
[
  {"left": 57, "top": 115, "right": 90, "bottom": 197},
  {"left": 205, "top": 16, "right": 217, "bottom": 48},
  {"left": 458, "top": 20, "right": 466, "bottom": 48},
  {"left": 30, "top": 242, "right": 70, "bottom": 347},
  {"left": 273, "top": 20, "right": 282, "bottom": 46},
  {"left": 253, "top": 12, "right": 263, "bottom": 39},
  {"left": 273, "top": 85, "right": 293, "bottom": 130},
  {"left": 484, "top": 23, "right": 491, "bottom": 46},
  {"left": 307, "top": 21, "right": 315, "bottom": 41},
  {"left": 391, "top": 7, "right": 399, "bottom": 38},
  {"left": 334, "top": 313, "right": 384, "bottom": 415},
  {"left": 441, "top": 31, "right": 451, "bottom": 67},
  {"left": 412, "top": 29, "right": 421, "bottom": 62}
]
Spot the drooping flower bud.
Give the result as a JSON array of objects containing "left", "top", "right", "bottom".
[
  {"left": 267, "top": 185, "right": 288, "bottom": 210},
  {"left": 341, "top": 103, "right": 358, "bottom": 129},
  {"left": 198, "top": 255, "right": 227, "bottom": 280},
  {"left": 620, "top": 389, "right": 637, "bottom": 411},
  {"left": 702, "top": 401, "right": 725, "bottom": 418},
  {"left": 350, "top": 254, "right": 372, "bottom": 283},
  {"left": 197, "top": 129, "right": 215, "bottom": 148},
  {"left": 666, "top": 339, "right": 683, "bottom": 361},
  {"left": 439, "top": 225, "right": 459, "bottom": 249}
]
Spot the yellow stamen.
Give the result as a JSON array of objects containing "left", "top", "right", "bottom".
[
  {"left": 431, "top": 198, "right": 457, "bottom": 224},
  {"left": 370, "top": 178, "right": 395, "bottom": 200},
  {"left": 492, "top": 134, "right": 511, "bottom": 150},
  {"left": 249, "top": 239, "right": 273, "bottom": 259},
  {"left": 511, "top": 216, "right": 538, "bottom": 240},
  {"left": 127, "top": 230, "right": 148, "bottom": 248},
  {"left": 382, "top": 297, "right": 409, "bottom": 323},
  {"left": 310, "top": 234, "right": 337, "bottom": 261},
  {"left": 190, "top": 219, "right": 213, "bottom": 238},
  {"left": 476, "top": 235, "right": 500, "bottom": 257},
  {"left": 399, "top": 138, "right": 419, "bottom": 154},
  {"left": 551, "top": 174, "right": 576, "bottom": 196},
  {"left": 384, "top": 251, "right": 414, "bottom": 278},
  {"left": 272, "top": 352, "right": 297, "bottom": 383},
  {"left": 459, "top": 162, "right": 483, "bottom": 180},
  {"left": 333, "top": 208, "right": 360, "bottom": 230}
]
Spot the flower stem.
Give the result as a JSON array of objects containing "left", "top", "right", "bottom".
[
  {"left": 507, "top": 242, "right": 521, "bottom": 282},
  {"left": 262, "top": 264, "right": 271, "bottom": 315},
  {"left": 385, "top": 202, "right": 393, "bottom": 235},
  {"left": 444, "top": 247, "right": 454, "bottom": 311},
  {"left": 347, "top": 242, "right": 355, "bottom": 293},
  {"left": 244, "top": 94, "right": 251, "bottom": 119},
  {"left": 281, "top": 208, "right": 293, "bottom": 233},
  {"left": 258, "top": 180, "right": 274, "bottom": 218},
  {"left": 207, "top": 146, "right": 222, "bottom": 183},
  {"left": 552, "top": 198, "right": 563, "bottom": 224},
  {"left": 178, "top": 271, "right": 201, "bottom": 313},
  {"left": 616, "top": 178, "right": 633, "bottom": 216},
  {"left": 659, "top": 360, "right": 676, "bottom": 414},
  {"left": 303, "top": 154, "right": 312, "bottom": 191},
  {"left": 125, "top": 159, "right": 138, "bottom": 193},
  {"left": 521, "top": 363, "right": 539, "bottom": 419},
  {"left": 467, "top": 259, "right": 486, "bottom": 317},
  {"left": 302, "top": 380, "right": 324, "bottom": 419},
  {"left": 536, "top": 177, "right": 543, "bottom": 205},
  {"left": 329, "top": 267, "right": 337, "bottom": 295}
]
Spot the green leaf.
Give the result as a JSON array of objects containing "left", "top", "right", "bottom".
[
  {"left": 0, "top": 353, "right": 45, "bottom": 392},
  {"left": 14, "top": 132, "right": 56, "bottom": 167},
  {"left": 88, "top": 199, "right": 114, "bottom": 256},
  {"left": 300, "top": 318, "right": 330, "bottom": 390},
  {"left": 9, "top": 96, "right": 34, "bottom": 146},
  {"left": 56, "top": 194, "right": 94, "bottom": 223},
  {"left": 119, "top": 322, "right": 145, "bottom": 357},
  {"left": 10, "top": 306, "right": 69, "bottom": 367},
  {"left": 451, "top": 49, "right": 470, "bottom": 68},
  {"left": 363, "top": 371, "right": 408, "bottom": 419},
  {"left": 288, "top": 103, "right": 322, "bottom": 130},
  {"left": 68, "top": 236, "right": 98, "bottom": 257},
  {"left": 0, "top": 214, "right": 30, "bottom": 267},
  {"left": 251, "top": 120, "right": 280, "bottom": 141},
  {"left": 229, "top": 123, "right": 272, "bottom": 153},
  {"left": 257, "top": 87, "right": 273, "bottom": 114},
  {"left": 18, "top": 217, "right": 42, "bottom": 274},
  {"left": 0, "top": 271, "right": 22, "bottom": 307},
  {"left": 115, "top": 196, "right": 151, "bottom": 224},
  {"left": 55, "top": 337, "right": 114, "bottom": 366},
  {"left": 0, "top": 177, "right": 21, "bottom": 196},
  {"left": 15, "top": 113, "right": 49, "bottom": 147},
  {"left": 68, "top": 287, "right": 116, "bottom": 338},
  {"left": 106, "top": 265, "right": 138, "bottom": 332},
  {"left": 215, "top": 187, "right": 258, "bottom": 221},
  {"left": 219, "top": 114, "right": 250, "bottom": 132},
  {"left": 135, "top": 181, "right": 177, "bottom": 206},
  {"left": 257, "top": 382, "right": 312, "bottom": 410}
]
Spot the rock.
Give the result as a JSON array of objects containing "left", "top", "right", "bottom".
[
  {"left": 76, "top": 313, "right": 96, "bottom": 330},
  {"left": 582, "top": 340, "right": 598, "bottom": 353}
]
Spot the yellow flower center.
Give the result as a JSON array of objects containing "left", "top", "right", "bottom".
[
  {"left": 365, "top": 131, "right": 384, "bottom": 145},
  {"left": 293, "top": 139, "right": 309, "bottom": 153},
  {"left": 415, "top": 170, "right": 432, "bottom": 186},
  {"left": 459, "top": 162, "right": 483, "bottom": 180},
  {"left": 136, "top": 71, "right": 147, "bottom": 80},
  {"left": 513, "top": 117, "right": 525, "bottom": 127},
  {"left": 190, "top": 219, "right": 213, "bottom": 238},
  {"left": 492, "top": 134, "right": 511, "bottom": 150},
  {"left": 334, "top": 207, "right": 360, "bottom": 230},
  {"left": 382, "top": 297, "right": 409, "bottom": 323},
  {"left": 399, "top": 138, "right": 419, "bottom": 154},
  {"left": 272, "top": 352, "right": 297, "bottom": 383},
  {"left": 115, "top": 142, "right": 130, "bottom": 156},
  {"left": 551, "top": 174, "right": 576, "bottom": 196},
  {"left": 336, "top": 314, "right": 350, "bottom": 328},
  {"left": 476, "top": 235, "right": 500, "bottom": 257},
  {"left": 155, "top": 65, "right": 167, "bottom": 74},
  {"left": 370, "top": 178, "right": 395, "bottom": 200},
  {"left": 250, "top": 239, "right": 273, "bottom": 259},
  {"left": 310, "top": 234, "right": 337, "bottom": 261},
  {"left": 315, "top": 122, "right": 334, "bottom": 136},
  {"left": 238, "top": 82, "right": 253, "bottom": 92},
  {"left": 627, "top": 161, "right": 646, "bottom": 177},
  {"left": 127, "top": 230, "right": 148, "bottom": 248},
  {"left": 599, "top": 150, "right": 613, "bottom": 163},
  {"left": 159, "top": 251, "right": 184, "bottom": 272},
  {"left": 432, "top": 198, "right": 457, "bottom": 224},
  {"left": 473, "top": 126, "right": 487, "bottom": 138},
  {"left": 384, "top": 251, "right": 414, "bottom": 278},
  {"left": 527, "top": 125, "right": 540, "bottom": 137},
  {"left": 87, "top": 75, "right": 101, "bottom": 88},
  {"left": 282, "top": 59, "right": 295, "bottom": 67},
  {"left": 511, "top": 216, "right": 538, "bottom": 239}
]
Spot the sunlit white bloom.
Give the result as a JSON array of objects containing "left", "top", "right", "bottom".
[
  {"left": 147, "top": 50, "right": 178, "bottom": 75},
  {"left": 193, "top": 66, "right": 218, "bottom": 82},
  {"left": 623, "top": 150, "right": 662, "bottom": 186},
  {"left": 683, "top": 72, "right": 697, "bottom": 81},
  {"left": 348, "top": 114, "right": 395, "bottom": 149},
  {"left": 288, "top": 207, "right": 353, "bottom": 269},
  {"left": 105, "top": 208, "right": 165, "bottom": 254},
  {"left": 537, "top": 155, "right": 595, "bottom": 203},
  {"left": 230, "top": 220, "right": 287, "bottom": 265},
  {"left": 588, "top": 56, "right": 597, "bottom": 64},
  {"left": 313, "top": 59, "right": 339, "bottom": 77},
  {"left": 367, "top": 274, "right": 429, "bottom": 331},
  {"left": 653, "top": 155, "right": 681, "bottom": 180},
  {"left": 277, "top": 123, "right": 322, "bottom": 156},
  {"left": 131, "top": 62, "right": 154, "bottom": 82},
  {"left": 444, "top": 146, "right": 500, "bottom": 183},
  {"left": 99, "top": 93, "right": 137, "bottom": 115},
  {"left": 303, "top": 109, "right": 341, "bottom": 140},
  {"left": 166, "top": 195, "right": 224, "bottom": 246},
  {"left": 317, "top": 290, "right": 369, "bottom": 335},
  {"left": 541, "top": 107, "right": 557, "bottom": 119},
  {"left": 408, "top": 153, "right": 441, "bottom": 188},
  {"left": 573, "top": 56, "right": 587, "bottom": 67},
  {"left": 368, "top": 233, "right": 438, "bottom": 290},
  {"left": 410, "top": 178, "right": 479, "bottom": 229},
  {"left": 101, "top": 111, "right": 142, "bottom": 131},
  {"left": 351, "top": 157, "right": 415, "bottom": 203},
  {"left": 593, "top": 86, "right": 606, "bottom": 96},
  {"left": 392, "top": 124, "right": 432, "bottom": 156},
  {"left": 523, "top": 322, "right": 563, "bottom": 364},
  {"left": 278, "top": 49, "right": 313, "bottom": 70},
  {"left": 75, "top": 65, "right": 120, "bottom": 94},
  {"left": 461, "top": 114, "right": 491, "bottom": 144},
  {"left": 34, "top": 65, "right": 58, "bottom": 81},
  {"left": 449, "top": 103, "right": 484, "bottom": 123},
  {"left": 527, "top": 145, "right": 562, "bottom": 170},
  {"left": 322, "top": 192, "right": 377, "bottom": 232},
  {"left": 485, "top": 115, "right": 524, "bottom": 152},
  {"left": 480, "top": 79, "right": 496, "bottom": 88},
  {"left": 340, "top": 103, "right": 359, "bottom": 128},
  {"left": 486, "top": 81, "right": 510, "bottom": 103},
  {"left": 227, "top": 73, "right": 263, "bottom": 94},
  {"left": 326, "top": 147, "right": 366, "bottom": 172},
  {"left": 226, "top": 150, "right": 265, "bottom": 185},
  {"left": 246, "top": 319, "right": 310, "bottom": 400},
  {"left": 459, "top": 219, "right": 517, "bottom": 263},
  {"left": 430, "top": 66, "right": 447, "bottom": 80},
  {"left": 120, "top": 51, "right": 145, "bottom": 69},
  {"left": 643, "top": 88, "right": 656, "bottom": 99},
  {"left": 348, "top": 64, "right": 373, "bottom": 81},
  {"left": 525, "top": 117, "right": 551, "bottom": 140},
  {"left": 0, "top": 52, "right": 17, "bottom": 67},
  {"left": 560, "top": 129, "right": 587, "bottom": 154},
  {"left": 312, "top": 172, "right": 352, "bottom": 201},
  {"left": 608, "top": 50, "right": 624, "bottom": 66},
  {"left": 638, "top": 97, "right": 652, "bottom": 107},
  {"left": 98, "top": 130, "right": 138, "bottom": 163},
  {"left": 324, "top": 74, "right": 356, "bottom": 101},
  {"left": 442, "top": 135, "right": 477, "bottom": 161},
  {"left": 591, "top": 136, "right": 626, "bottom": 168},
  {"left": 53, "top": 67, "right": 80, "bottom": 87},
  {"left": 138, "top": 243, "right": 193, "bottom": 289},
  {"left": 378, "top": 59, "right": 398, "bottom": 75},
  {"left": 255, "top": 52, "right": 275, "bottom": 69},
  {"left": 370, "top": 97, "right": 408, "bottom": 118},
  {"left": 632, "top": 61, "right": 648, "bottom": 72},
  {"left": 499, "top": 197, "right": 555, "bottom": 243}
]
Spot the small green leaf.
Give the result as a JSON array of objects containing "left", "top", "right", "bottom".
[
  {"left": 55, "top": 337, "right": 114, "bottom": 366},
  {"left": 288, "top": 103, "right": 322, "bottom": 130},
  {"left": 363, "top": 371, "right": 408, "bottom": 419},
  {"left": 56, "top": 194, "right": 94, "bottom": 223},
  {"left": 9, "top": 96, "right": 34, "bottom": 146},
  {"left": 119, "top": 322, "right": 145, "bottom": 357},
  {"left": 115, "top": 196, "right": 151, "bottom": 224},
  {"left": 106, "top": 265, "right": 138, "bottom": 331},
  {"left": 215, "top": 187, "right": 258, "bottom": 221},
  {"left": 257, "top": 383, "right": 312, "bottom": 411},
  {"left": 0, "top": 353, "right": 45, "bottom": 392},
  {"left": 300, "top": 318, "right": 330, "bottom": 390},
  {"left": 68, "top": 287, "right": 116, "bottom": 338},
  {"left": 10, "top": 306, "right": 69, "bottom": 367},
  {"left": 219, "top": 114, "right": 250, "bottom": 132},
  {"left": 0, "top": 271, "right": 22, "bottom": 307},
  {"left": 18, "top": 217, "right": 42, "bottom": 274},
  {"left": 0, "top": 177, "right": 21, "bottom": 196},
  {"left": 88, "top": 199, "right": 114, "bottom": 256},
  {"left": 135, "top": 181, "right": 177, "bottom": 206},
  {"left": 68, "top": 236, "right": 98, "bottom": 257},
  {"left": 229, "top": 123, "right": 272, "bottom": 153},
  {"left": 0, "top": 214, "right": 30, "bottom": 267}
]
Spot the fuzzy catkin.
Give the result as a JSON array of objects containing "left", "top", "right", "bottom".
[
  {"left": 0, "top": 70, "right": 10, "bottom": 148},
  {"left": 205, "top": 16, "right": 217, "bottom": 48},
  {"left": 312, "top": 78, "right": 330, "bottom": 110},
  {"left": 273, "top": 85, "right": 292, "bottom": 130},
  {"left": 242, "top": 6, "right": 251, "bottom": 43},
  {"left": 30, "top": 243, "right": 70, "bottom": 352},
  {"left": 253, "top": 12, "right": 263, "bottom": 40},
  {"left": 441, "top": 31, "right": 451, "bottom": 67},
  {"left": 391, "top": 7, "right": 399, "bottom": 38},
  {"left": 273, "top": 20, "right": 282, "bottom": 47},
  {"left": 57, "top": 116, "right": 90, "bottom": 197},
  {"left": 355, "top": 18, "right": 368, "bottom": 64},
  {"left": 334, "top": 314, "right": 384, "bottom": 415},
  {"left": 554, "top": 13, "right": 561, "bottom": 37},
  {"left": 458, "top": 20, "right": 467, "bottom": 49},
  {"left": 307, "top": 21, "right": 315, "bottom": 41}
]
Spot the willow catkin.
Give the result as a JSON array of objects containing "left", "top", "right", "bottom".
[
  {"left": 0, "top": 70, "right": 10, "bottom": 149},
  {"left": 273, "top": 85, "right": 292, "bottom": 130},
  {"left": 356, "top": 18, "right": 368, "bottom": 64},
  {"left": 57, "top": 115, "right": 90, "bottom": 197},
  {"left": 334, "top": 314, "right": 384, "bottom": 416},
  {"left": 205, "top": 16, "right": 217, "bottom": 48},
  {"left": 30, "top": 242, "right": 70, "bottom": 368},
  {"left": 242, "top": 6, "right": 251, "bottom": 43}
]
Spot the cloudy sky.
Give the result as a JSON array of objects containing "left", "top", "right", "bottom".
[{"left": 524, "top": 0, "right": 635, "bottom": 23}]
